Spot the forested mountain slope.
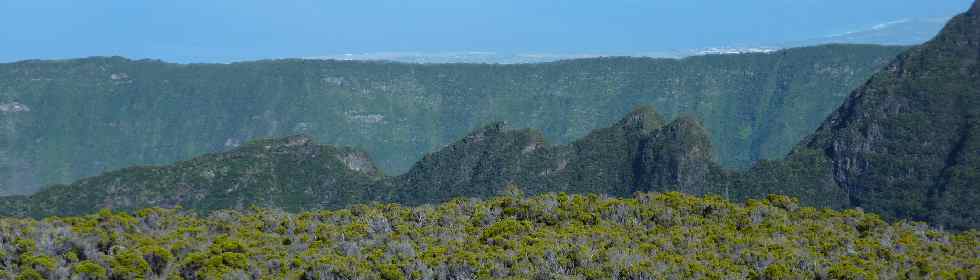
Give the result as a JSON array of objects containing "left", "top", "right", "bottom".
[
  {"left": 0, "top": 44, "right": 904, "bottom": 195},
  {"left": 375, "top": 106, "right": 725, "bottom": 205},
  {"left": 800, "top": 1, "right": 980, "bottom": 230},
  {"left": 0, "top": 136, "right": 383, "bottom": 217},
  {"left": 0, "top": 107, "right": 725, "bottom": 217},
  {"left": 737, "top": 1, "right": 980, "bottom": 230}
]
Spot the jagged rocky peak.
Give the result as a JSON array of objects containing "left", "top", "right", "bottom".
[
  {"left": 270, "top": 134, "right": 313, "bottom": 147},
  {"left": 634, "top": 115, "right": 716, "bottom": 194},
  {"left": 243, "top": 134, "right": 315, "bottom": 149},
  {"left": 337, "top": 150, "right": 381, "bottom": 175},
  {"left": 616, "top": 105, "right": 667, "bottom": 133},
  {"left": 652, "top": 115, "right": 714, "bottom": 155},
  {"left": 285, "top": 135, "right": 313, "bottom": 146},
  {"left": 795, "top": 1, "right": 980, "bottom": 229},
  {"left": 187, "top": 134, "right": 385, "bottom": 180},
  {"left": 463, "top": 122, "right": 511, "bottom": 143},
  {"left": 932, "top": 1, "right": 980, "bottom": 49},
  {"left": 455, "top": 121, "right": 547, "bottom": 149},
  {"left": 662, "top": 116, "right": 709, "bottom": 138}
]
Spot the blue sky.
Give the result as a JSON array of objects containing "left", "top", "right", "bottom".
[{"left": 0, "top": 0, "right": 974, "bottom": 62}]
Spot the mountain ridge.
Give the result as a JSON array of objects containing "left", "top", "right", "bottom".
[
  {"left": 0, "top": 135, "right": 383, "bottom": 217},
  {"left": 782, "top": 0, "right": 980, "bottom": 229},
  {"left": 0, "top": 44, "right": 906, "bottom": 195},
  {"left": 0, "top": 107, "right": 724, "bottom": 218}
]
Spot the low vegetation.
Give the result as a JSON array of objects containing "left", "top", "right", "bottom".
[{"left": 1, "top": 191, "right": 976, "bottom": 279}]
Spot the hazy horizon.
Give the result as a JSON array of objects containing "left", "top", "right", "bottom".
[{"left": 1, "top": 0, "right": 973, "bottom": 63}]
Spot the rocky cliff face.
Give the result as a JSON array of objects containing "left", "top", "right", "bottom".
[
  {"left": 636, "top": 116, "right": 716, "bottom": 195},
  {"left": 798, "top": 1, "right": 980, "bottom": 229}
]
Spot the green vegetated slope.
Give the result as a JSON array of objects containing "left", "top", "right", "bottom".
[
  {"left": 0, "top": 136, "right": 384, "bottom": 217},
  {"left": 375, "top": 106, "right": 725, "bottom": 205},
  {"left": 0, "top": 44, "right": 905, "bottom": 195},
  {"left": 0, "top": 108, "right": 726, "bottom": 218},
  {"left": 740, "top": 1, "right": 980, "bottom": 230},
  {"left": 1, "top": 192, "right": 978, "bottom": 280}
]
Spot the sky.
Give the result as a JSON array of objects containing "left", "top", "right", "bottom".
[{"left": 0, "top": 0, "right": 974, "bottom": 63}]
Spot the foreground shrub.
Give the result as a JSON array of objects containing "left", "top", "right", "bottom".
[{"left": 0, "top": 192, "right": 977, "bottom": 279}]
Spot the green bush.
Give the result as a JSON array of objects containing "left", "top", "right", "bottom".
[
  {"left": 74, "top": 260, "right": 108, "bottom": 279},
  {"left": 0, "top": 192, "right": 976, "bottom": 279}
]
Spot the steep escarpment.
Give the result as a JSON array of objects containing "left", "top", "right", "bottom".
[
  {"left": 790, "top": 2, "right": 980, "bottom": 229},
  {"left": 0, "top": 44, "right": 905, "bottom": 195}
]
